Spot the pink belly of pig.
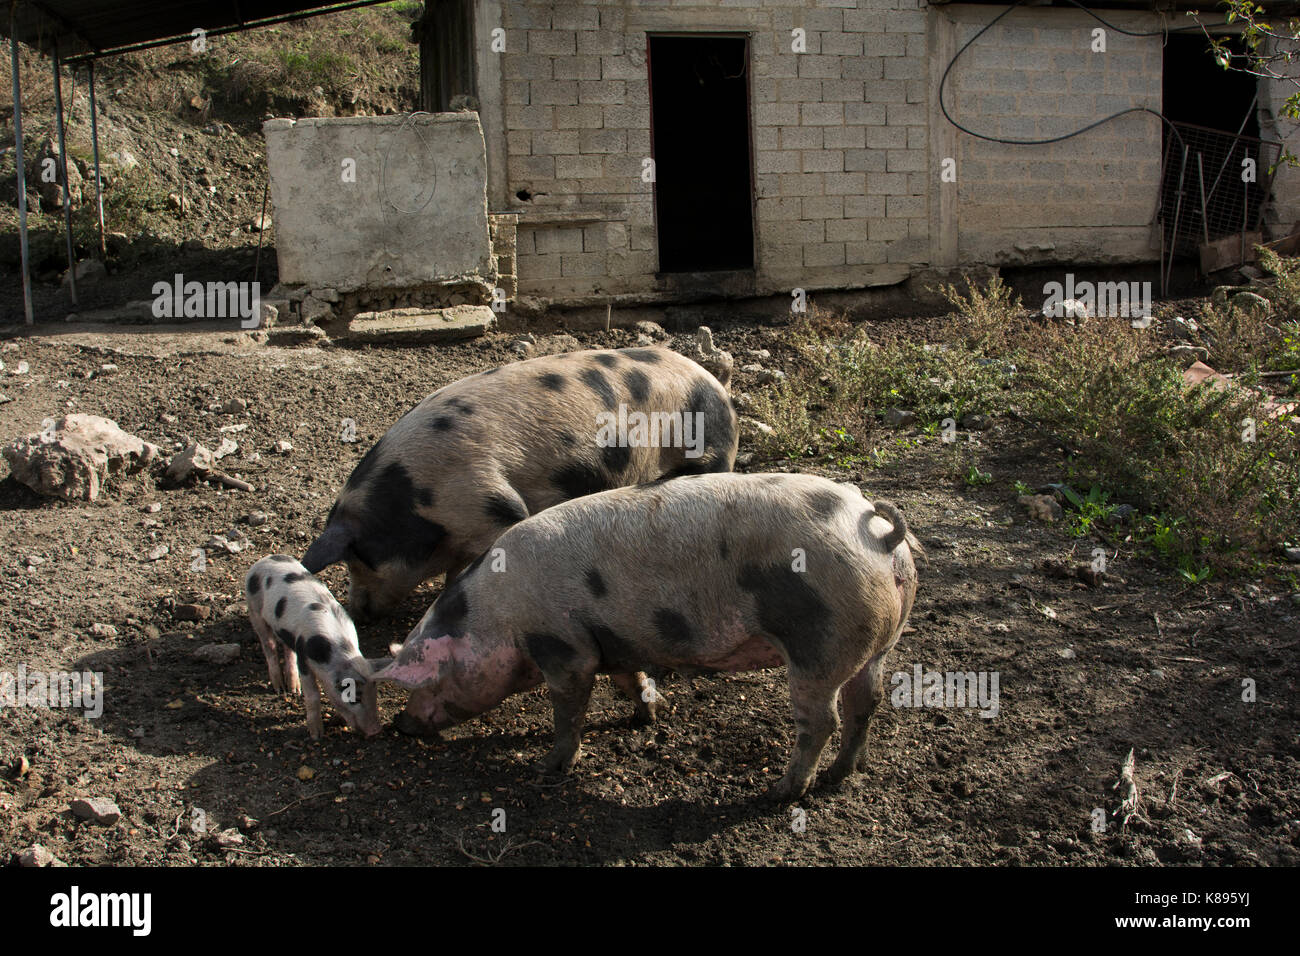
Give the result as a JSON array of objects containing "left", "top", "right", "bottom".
[{"left": 697, "top": 635, "right": 786, "bottom": 672}]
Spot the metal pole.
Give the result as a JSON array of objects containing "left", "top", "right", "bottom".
[
  {"left": 1196, "top": 152, "right": 1210, "bottom": 246},
  {"left": 10, "top": 27, "right": 34, "bottom": 324},
  {"left": 1166, "top": 144, "right": 1189, "bottom": 295},
  {"left": 87, "top": 60, "right": 107, "bottom": 258},
  {"left": 253, "top": 176, "right": 270, "bottom": 283},
  {"left": 52, "top": 43, "right": 78, "bottom": 306}
]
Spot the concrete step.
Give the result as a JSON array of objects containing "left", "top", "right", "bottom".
[{"left": 337, "top": 305, "right": 496, "bottom": 343}]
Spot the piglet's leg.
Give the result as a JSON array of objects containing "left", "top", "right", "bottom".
[
  {"left": 610, "top": 672, "right": 658, "bottom": 724},
  {"left": 282, "top": 643, "right": 302, "bottom": 697},
  {"left": 301, "top": 669, "right": 325, "bottom": 739},
  {"left": 250, "top": 616, "right": 284, "bottom": 693}
]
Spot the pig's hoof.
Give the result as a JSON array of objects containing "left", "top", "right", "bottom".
[
  {"left": 764, "top": 778, "right": 809, "bottom": 803},
  {"left": 534, "top": 746, "right": 581, "bottom": 776},
  {"left": 630, "top": 703, "right": 657, "bottom": 726},
  {"left": 391, "top": 711, "right": 442, "bottom": 739}
]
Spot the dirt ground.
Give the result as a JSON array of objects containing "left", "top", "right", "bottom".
[{"left": 0, "top": 316, "right": 1296, "bottom": 867}]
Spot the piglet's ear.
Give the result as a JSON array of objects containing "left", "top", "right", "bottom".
[{"left": 366, "top": 656, "right": 394, "bottom": 675}]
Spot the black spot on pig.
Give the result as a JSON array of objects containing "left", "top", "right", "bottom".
[
  {"left": 430, "top": 416, "right": 454, "bottom": 431},
  {"left": 623, "top": 348, "right": 662, "bottom": 364},
  {"left": 601, "top": 442, "right": 631, "bottom": 475},
  {"left": 304, "top": 635, "right": 332, "bottom": 664},
  {"left": 357, "top": 462, "right": 448, "bottom": 569},
  {"left": 737, "top": 563, "right": 832, "bottom": 670},
  {"left": 264, "top": 575, "right": 274, "bottom": 591},
  {"left": 283, "top": 572, "right": 308, "bottom": 584},
  {"left": 344, "top": 438, "right": 388, "bottom": 491},
  {"left": 434, "top": 585, "right": 470, "bottom": 638},
  {"left": 274, "top": 597, "right": 287, "bottom": 619},
  {"left": 551, "top": 460, "right": 610, "bottom": 499},
  {"left": 580, "top": 368, "right": 617, "bottom": 409},
  {"left": 593, "top": 352, "right": 620, "bottom": 368},
  {"left": 484, "top": 492, "right": 528, "bottom": 526},
  {"left": 247, "top": 574, "right": 261, "bottom": 596},
  {"left": 274, "top": 628, "right": 296, "bottom": 647},
  {"left": 557, "top": 430, "right": 576, "bottom": 448},
  {"left": 653, "top": 608, "right": 696, "bottom": 648},
  {"left": 685, "top": 381, "right": 736, "bottom": 461},
  {"left": 539, "top": 373, "right": 566, "bottom": 392},
  {"left": 622, "top": 368, "right": 651, "bottom": 403},
  {"left": 268, "top": 555, "right": 297, "bottom": 563},
  {"left": 307, "top": 602, "right": 325, "bottom": 612},
  {"left": 444, "top": 398, "right": 474, "bottom": 416},
  {"left": 585, "top": 620, "right": 640, "bottom": 672},
  {"left": 805, "top": 489, "right": 844, "bottom": 520},
  {"left": 525, "top": 632, "right": 576, "bottom": 673},
  {"left": 585, "top": 568, "right": 607, "bottom": 597},
  {"left": 415, "top": 486, "right": 434, "bottom": 508}
]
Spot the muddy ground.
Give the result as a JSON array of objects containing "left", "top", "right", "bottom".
[{"left": 0, "top": 316, "right": 1296, "bottom": 867}]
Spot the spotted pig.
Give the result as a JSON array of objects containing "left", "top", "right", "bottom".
[
  {"left": 372, "top": 472, "right": 920, "bottom": 801},
  {"left": 245, "top": 555, "right": 381, "bottom": 738},
  {"left": 302, "top": 346, "right": 737, "bottom": 620}
]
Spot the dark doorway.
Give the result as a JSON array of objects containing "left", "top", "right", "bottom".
[
  {"left": 648, "top": 35, "right": 754, "bottom": 273},
  {"left": 1160, "top": 34, "right": 1276, "bottom": 256}
]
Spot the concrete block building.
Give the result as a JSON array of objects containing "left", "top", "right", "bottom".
[{"left": 419, "top": 0, "right": 1297, "bottom": 307}]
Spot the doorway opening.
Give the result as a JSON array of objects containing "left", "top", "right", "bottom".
[{"left": 648, "top": 35, "right": 755, "bottom": 273}]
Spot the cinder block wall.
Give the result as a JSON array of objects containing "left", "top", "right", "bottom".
[
  {"left": 936, "top": 6, "right": 1164, "bottom": 266},
  {"left": 494, "top": 0, "right": 931, "bottom": 300}
]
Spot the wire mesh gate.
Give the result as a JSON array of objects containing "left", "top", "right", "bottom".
[{"left": 1158, "top": 121, "right": 1281, "bottom": 261}]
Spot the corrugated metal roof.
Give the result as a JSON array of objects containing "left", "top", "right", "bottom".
[{"left": 1, "top": 0, "right": 397, "bottom": 61}]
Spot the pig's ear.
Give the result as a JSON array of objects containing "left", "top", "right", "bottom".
[
  {"left": 370, "top": 637, "right": 443, "bottom": 687},
  {"left": 366, "top": 655, "right": 394, "bottom": 675},
  {"left": 302, "top": 523, "right": 352, "bottom": 573}
]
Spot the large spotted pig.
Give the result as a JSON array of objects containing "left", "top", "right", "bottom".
[
  {"left": 372, "top": 472, "right": 920, "bottom": 801},
  {"left": 245, "top": 555, "right": 381, "bottom": 739},
  {"left": 302, "top": 346, "right": 737, "bottom": 619}
]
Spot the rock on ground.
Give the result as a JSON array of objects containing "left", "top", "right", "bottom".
[{"left": 2, "top": 414, "right": 159, "bottom": 501}]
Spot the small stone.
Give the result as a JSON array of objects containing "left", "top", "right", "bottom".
[
  {"left": 14, "top": 755, "right": 30, "bottom": 777},
  {"left": 26, "top": 555, "right": 44, "bottom": 566},
  {"left": 173, "top": 603, "right": 211, "bottom": 622},
  {"left": 238, "top": 814, "right": 259, "bottom": 832},
  {"left": 242, "top": 511, "right": 269, "bottom": 527},
  {"left": 167, "top": 443, "right": 214, "bottom": 482},
  {"left": 194, "top": 643, "right": 240, "bottom": 664},
  {"left": 17, "top": 843, "right": 63, "bottom": 867},
  {"left": 1019, "top": 494, "right": 1064, "bottom": 524},
  {"left": 213, "top": 437, "right": 239, "bottom": 460},
  {"left": 1058, "top": 648, "right": 1076, "bottom": 659},
  {"left": 340, "top": 781, "right": 356, "bottom": 794},
  {"left": 3, "top": 414, "right": 159, "bottom": 501},
  {"left": 1284, "top": 547, "right": 1300, "bottom": 563},
  {"left": 1231, "top": 291, "right": 1271, "bottom": 319},
  {"left": 1166, "top": 345, "right": 1210, "bottom": 369},
  {"left": 633, "top": 320, "right": 668, "bottom": 340},
  {"left": 220, "top": 398, "right": 248, "bottom": 415},
  {"left": 273, "top": 440, "right": 294, "bottom": 454},
  {"left": 90, "top": 623, "right": 118, "bottom": 639},
  {"left": 70, "top": 797, "right": 122, "bottom": 825},
  {"left": 144, "top": 502, "right": 162, "bottom": 513},
  {"left": 297, "top": 765, "right": 316, "bottom": 781},
  {"left": 213, "top": 828, "right": 245, "bottom": 848},
  {"left": 960, "top": 413, "right": 991, "bottom": 430},
  {"left": 883, "top": 408, "right": 916, "bottom": 428},
  {"left": 146, "top": 545, "right": 170, "bottom": 562}
]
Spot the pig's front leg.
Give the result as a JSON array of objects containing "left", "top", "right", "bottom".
[
  {"left": 301, "top": 671, "right": 325, "bottom": 739},
  {"left": 528, "top": 635, "right": 599, "bottom": 774},
  {"left": 610, "top": 671, "right": 659, "bottom": 724}
]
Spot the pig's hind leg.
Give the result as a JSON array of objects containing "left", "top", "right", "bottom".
[
  {"left": 771, "top": 672, "right": 841, "bottom": 802},
  {"left": 250, "top": 615, "right": 285, "bottom": 693},
  {"left": 610, "top": 671, "right": 658, "bottom": 724},
  {"left": 824, "top": 649, "right": 889, "bottom": 786}
]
